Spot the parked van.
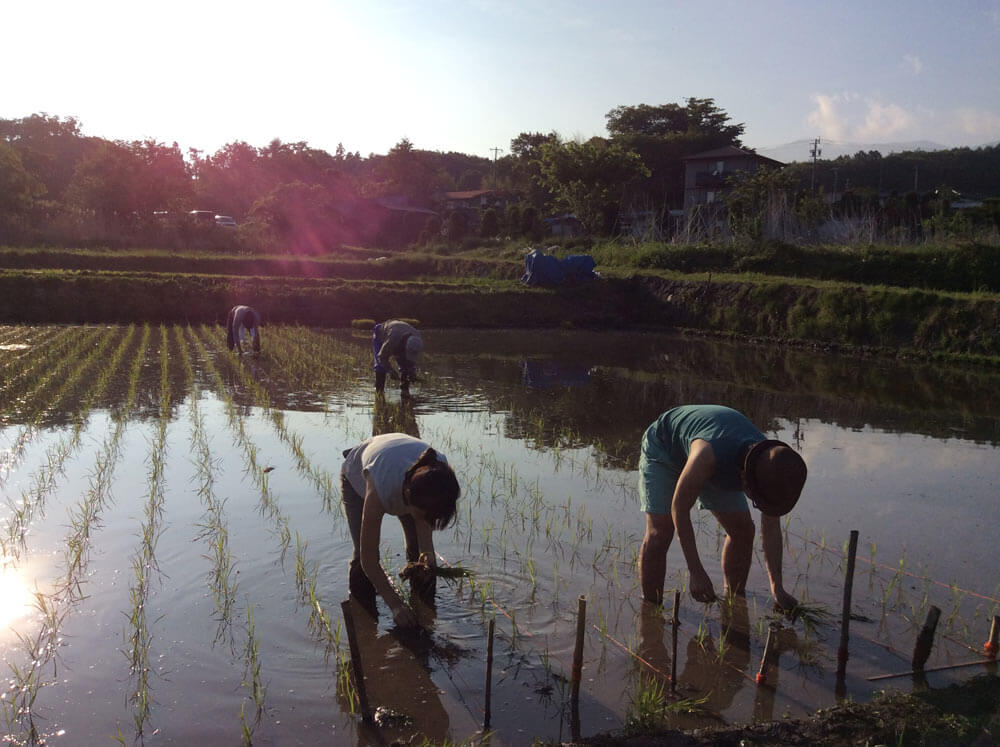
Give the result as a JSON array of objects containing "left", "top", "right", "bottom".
[{"left": 189, "top": 210, "right": 217, "bottom": 224}]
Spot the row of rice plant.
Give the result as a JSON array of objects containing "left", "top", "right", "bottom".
[
  {"left": 0, "top": 326, "right": 113, "bottom": 488},
  {"left": 184, "top": 326, "right": 277, "bottom": 740},
  {"left": 3, "top": 324, "right": 995, "bottom": 741},
  {"left": 2, "top": 327, "right": 136, "bottom": 558},
  {"left": 3, "top": 325, "right": 150, "bottom": 744},
  {"left": 121, "top": 326, "right": 175, "bottom": 741}
]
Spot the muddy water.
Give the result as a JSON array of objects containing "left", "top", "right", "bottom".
[{"left": 1, "top": 325, "right": 998, "bottom": 745}]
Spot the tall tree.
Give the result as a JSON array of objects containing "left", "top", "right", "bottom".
[
  {"left": 0, "top": 141, "right": 45, "bottom": 237},
  {"left": 0, "top": 113, "right": 92, "bottom": 212},
  {"left": 606, "top": 98, "right": 744, "bottom": 143},
  {"left": 605, "top": 98, "right": 745, "bottom": 209},
  {"left": 508, "top": 131, "right": 561, "bottom": 211},
  {"left": 538, "top": 139, "right": 649, "bottom": 234}
]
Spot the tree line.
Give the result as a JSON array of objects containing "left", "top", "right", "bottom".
[{"left": 1, "top": 101, "right": 998, "bottom": 253}]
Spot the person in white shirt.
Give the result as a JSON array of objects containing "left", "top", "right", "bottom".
[
  {"left": 341, "top": 433, "right": 460, "bottom": 627},
  {"left": 226, "top": 305, "right": 261, "bottom": 354}
]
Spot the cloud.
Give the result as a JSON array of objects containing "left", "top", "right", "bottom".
[
  {"left": 806, "top": 93, "right": 848, "bottom": 141},
  {"left": 901, "top": 54, "right": 923, "bottom": 75},
  {"left": 854, "top": 100, "right": 915, "bottom": 140},
  {"left": 808, "top": 93, "right": 921, "bottom": 142},
  {"left": 954, "top": 107, "right": 1000, "bottom": 140}
]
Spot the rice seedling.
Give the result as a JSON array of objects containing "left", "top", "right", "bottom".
[
  {"left": 780, "top": 602, "right": 834, "bottom": 639},
  {"left": 1, "top": 590, "right": 66, "bottom": 744},
  {"left": 623, "top": 674, "right": 712, "bottom": 733},
  {"left": 178, "top": 326, "right": 243, "bottom": 643},
  {"left": 692, "top": 617, "right": 712, "bottom": 649},
  {"left": 122, "top": 327, "right": 173, "bottom": 739},
  {"left": 242, "top": 602, "right": 267, "bottom": 728},
  {"left": 2, "top": 326, "right": 135, "bottom": 555}
]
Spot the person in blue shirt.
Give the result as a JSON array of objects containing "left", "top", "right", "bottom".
[
  {"left": 638, "top": 405, "right": 807, "bottom": 611},
  {"left": 372, "top": 320, "right": 423, "bottom": 391}
]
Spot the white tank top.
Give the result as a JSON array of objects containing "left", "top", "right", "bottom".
[{"left": 341, "top": 433, "right": 448, "bottom": 516}]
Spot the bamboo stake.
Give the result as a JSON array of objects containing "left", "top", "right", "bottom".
[
  {"left": 670, "top": 590, "right": 680, "bottom": 694},
  {"left": 340, "top": 600, "right": 374, "bottom": 723},
  {"left": 571, "top": 595, "right": 586, "bottom": 743},
  {"left": 484, "top": 618, "right": 495, "bottom": 730},
  {"left": 868, "top": 656, "right": 996, "bottom": 681},
  {"left": 911, "top": 605, "right": 941, "bottom": 671},
  {"left": 571, "top": 595, "right": 587, "bottom": 704},
  {"left": 756, "top": 624, "right": 776, "bottom": 685},
  {"left": 985, "top": 615, "right": 999, "bottom": 659},
  {"left": 836, "top": 530, "right": 860, "bottom": 681}
]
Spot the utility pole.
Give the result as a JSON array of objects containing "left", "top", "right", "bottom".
[
  {"left": 490, "top": 147, "right": 503, "bottom": 191},
  {"left": 810, "top": 137, "right": 822, "bottom": 192}
]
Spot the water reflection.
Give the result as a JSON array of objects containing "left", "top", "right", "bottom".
[
  {"left": 0, "top": 559, "right": 33, "bottom": 630},
  {"left": 339, "top": 598, "right": 451, "bottom": 746},
  {"left": 3, "top": 325, "right": 1000, "bottom": 743},
  {"left": 372, "top": 389, "right": 420, "bottom": 440},
  {"left": 520, "top": 359, "right": 592, "bottom": 390}
]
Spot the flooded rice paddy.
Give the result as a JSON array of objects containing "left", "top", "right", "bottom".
[{"left": 1, "top": 323, "right": 999, "bottom": 745}]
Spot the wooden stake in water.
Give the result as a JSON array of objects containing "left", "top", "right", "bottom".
[
  {"left": 836, "top": 529, "right": 860, "bottom": 682},
  {"left": 571, "top": 596, "right": 586, "bottom": 743},
  {"left": 670, "top": 590, "right": 680, "bottom": 694},
  {"left": 912, "top": 605, "right": 941, "bottom": 671},
  {"left": 985, "top": 615, "right": 999, "bottom": 659},
  {"left": 571, "top": 595, "right": 587, "bottom": 704},
  {"left": 340, "top": 600, "right": 374, "bottom": 723},
  {"left": 484, "top": 618, "right": 495, "bottom": 730}
]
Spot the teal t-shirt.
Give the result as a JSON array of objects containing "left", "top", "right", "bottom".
[{"left": 653, "top": 405, "right": 764, "bottom": 492}]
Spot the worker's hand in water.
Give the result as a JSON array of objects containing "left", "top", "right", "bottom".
[
  {"left": 689, "top": 569, "right": 717, "bottom": 604},
  {"left": 390, "top": 603, "right": 419, "bottom": 628},
  {"left": 400, "top": 556, "right": 436, "bottom": 602},
  {"left": 773, "top": 588, "right": 798, "bottom": 614}
]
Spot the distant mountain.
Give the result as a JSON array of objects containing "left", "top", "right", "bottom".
[{"left": 757, "top": 139, "right": 949, "bottom": 163}]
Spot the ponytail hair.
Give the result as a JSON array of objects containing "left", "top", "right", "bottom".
[{"left": 404, "top": 448, "right": 460, "bottom": 530}]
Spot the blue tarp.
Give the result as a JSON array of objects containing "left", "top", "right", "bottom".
[{"left": 521, "top": 250, "right": 598, "bottom": 286}]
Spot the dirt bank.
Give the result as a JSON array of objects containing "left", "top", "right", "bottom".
[{"left": 567, "top": 673, "right": 1000, "bottom": 746}]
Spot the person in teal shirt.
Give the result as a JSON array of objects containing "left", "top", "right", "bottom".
[{"left": 638, "top": 405, "right": 807, "bottom": 610}]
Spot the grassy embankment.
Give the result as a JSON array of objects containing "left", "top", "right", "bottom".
[{"left": 1, "top": 239, "right": 998, "bottom": 361}]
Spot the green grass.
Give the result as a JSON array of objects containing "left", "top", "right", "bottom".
[{"left": 1, "top": 242, "right": 998, "bottom": 360}]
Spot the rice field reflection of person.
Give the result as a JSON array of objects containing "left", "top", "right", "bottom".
[
  {"left": 226, "top": 305, "right": 262, "bottom": 354},
  {"left": 677, "top": 597, "right": 752, "bottom": 721},
  {"left": 372, "top": 320, "right": 423, "bottom": 391},
  {"left": 638, "top": 405, "right": 807, "bottom": 611},
  {"left": 338, "top": 597, "right": 451, "bottom": 744},
  {"left": 636, "top": 604, "right": 672, "bottom": 679},
  {"left": 373, "top": 388, "right": 420, "bottom": 440},
  {"left": 341, "top": 433, "right": 459, "bottom": 628}
]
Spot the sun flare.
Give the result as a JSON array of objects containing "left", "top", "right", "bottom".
[{"left": 0, "top": 561, "right": 34, "bottom": 630}]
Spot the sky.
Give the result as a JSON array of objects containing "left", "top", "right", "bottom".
[{"left": 4, "top": 0, "right": 1000, "bottom": 161}]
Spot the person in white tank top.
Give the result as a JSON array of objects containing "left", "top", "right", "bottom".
[{"left": 341, "top": 433, "right": 460, "bottom": 627}]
